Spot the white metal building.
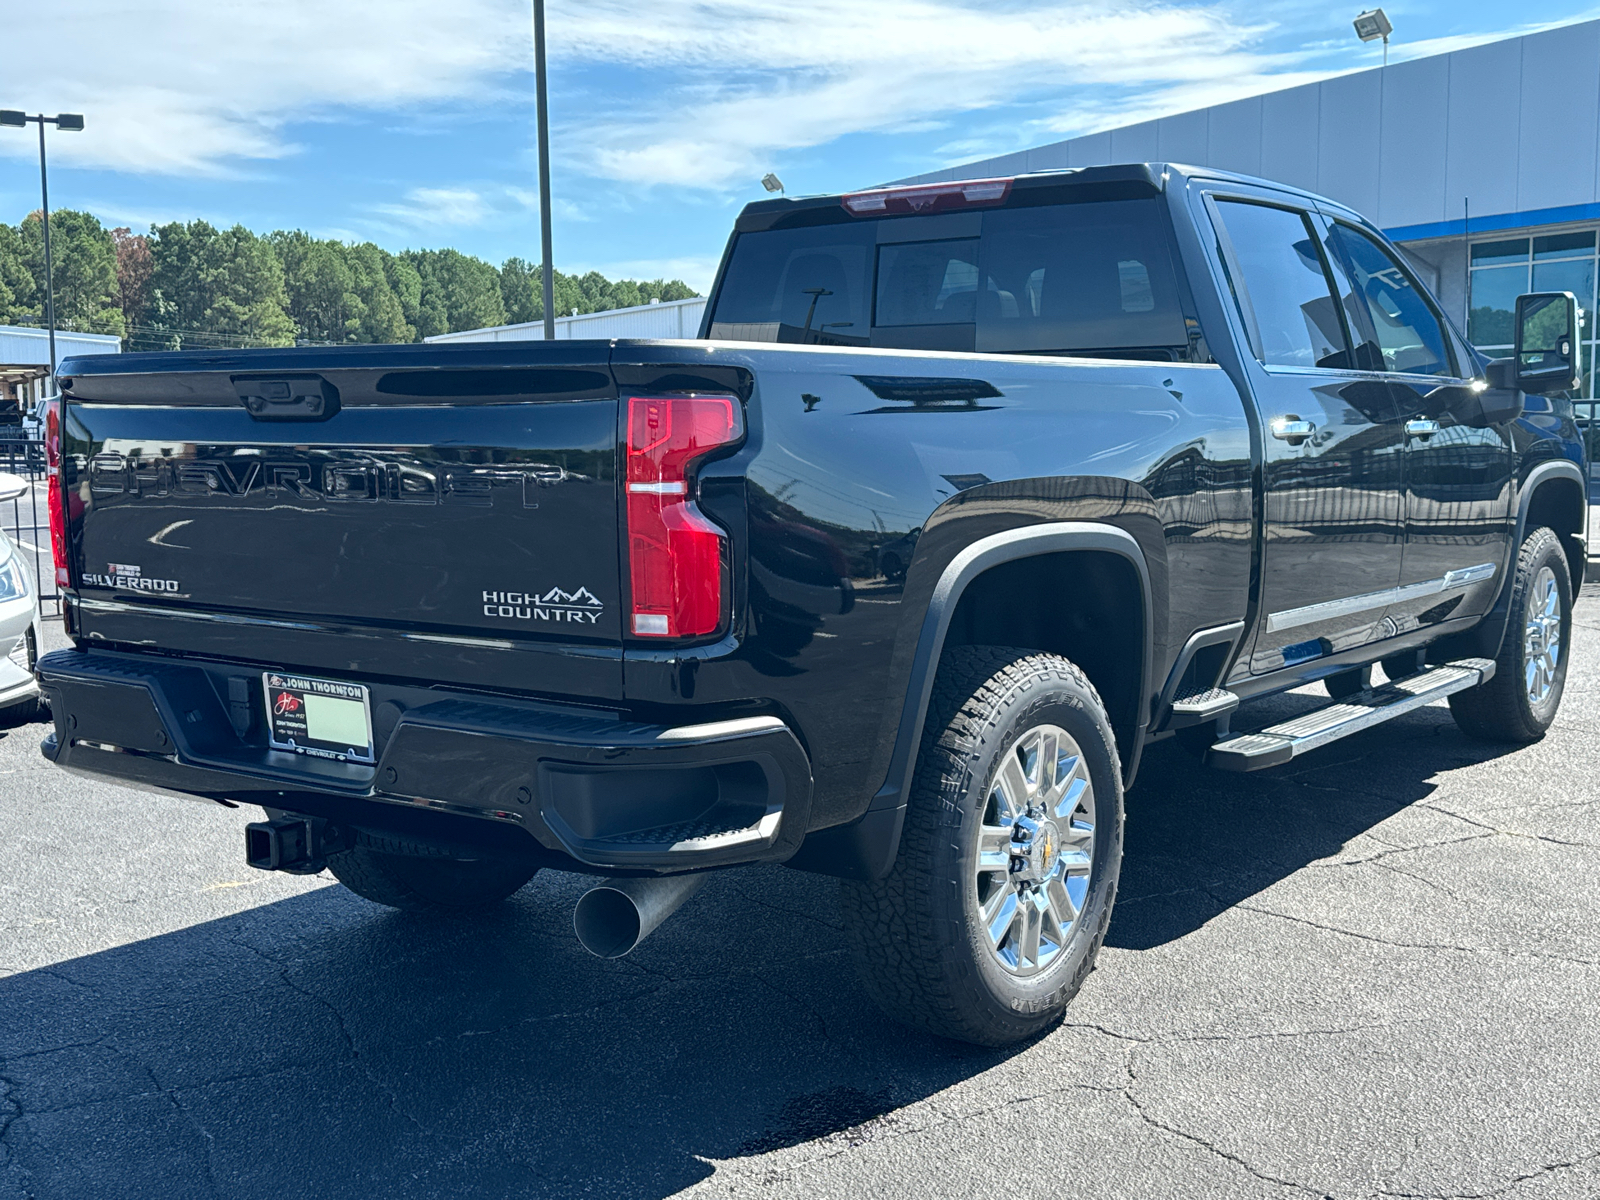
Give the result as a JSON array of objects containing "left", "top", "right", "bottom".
[
  {"left": 424, "top": 296, "right": 706, "bottom": 345},
  {"left": 0, "top": 325, "right": 121, "bottom": 415}
]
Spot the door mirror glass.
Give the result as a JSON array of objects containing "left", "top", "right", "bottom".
[{"left": 1513, "top": 291, "right": 1580, "bottom": 394}]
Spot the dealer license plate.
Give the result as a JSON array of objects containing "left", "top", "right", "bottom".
[{"left": 263, "top": 672, "right": 375, "bottom": 764}]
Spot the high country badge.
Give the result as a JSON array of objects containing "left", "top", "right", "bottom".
[{"left": 483, "top": 587, "right": 604, "bottom": 624}]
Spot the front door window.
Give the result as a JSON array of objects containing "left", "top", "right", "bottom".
[{"left": 1328, "top": 223, "right": 1455, "bottom": 378}]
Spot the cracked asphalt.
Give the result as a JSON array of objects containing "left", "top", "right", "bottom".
[{"left": 3, "top": 590, "right": 1600, "bottom": 1200}]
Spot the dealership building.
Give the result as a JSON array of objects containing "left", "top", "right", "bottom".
[
  {"left": 897, "top": 18, "right": 1600, "bottom": 441},
  {"left": 0, "top": 325, "right": 120, "bottom": 419}
]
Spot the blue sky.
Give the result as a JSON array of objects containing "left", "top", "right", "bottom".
[{"left": 3, "top": 0, "right": 1596, "bottom": 294}]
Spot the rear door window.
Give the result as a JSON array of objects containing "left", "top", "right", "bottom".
[
  {"left": 1211, "top": 200, "right": 1350, "bottom": 369},
  {"left": 708, "top": 197, "right": 1195, "bottom": 359}
]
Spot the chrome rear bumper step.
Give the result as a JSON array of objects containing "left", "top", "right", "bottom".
[{"left": 1206, "top": 658, "right": 1496, "bottom": 772}]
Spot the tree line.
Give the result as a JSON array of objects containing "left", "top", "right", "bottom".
[{"left": 0, "top": 209, "right": 698, "bottom": 351}]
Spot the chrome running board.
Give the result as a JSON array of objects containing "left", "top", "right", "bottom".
[{"left": 1206, "top": 658, "right": 1496, "bottom": 772}]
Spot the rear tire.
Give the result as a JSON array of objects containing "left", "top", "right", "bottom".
[
  {"left": 1381, "top": 652, "right": 1423, "bottom": 682},
  {"left": 1324, "top": 667, "right": 1370, "bottom": 699},
  {"left": 1448, "top": 525, "right": 1572, "bottom": 744},
  {"left": 840, "top": 646, "right": 1123, "bottom": 1047},
  {"left": 326, "top": 832, "right": 537, "bottom": 914}
]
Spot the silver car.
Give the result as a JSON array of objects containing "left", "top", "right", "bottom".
[{"left": 0, "top": 472, "right": 45, "bottom": 721}]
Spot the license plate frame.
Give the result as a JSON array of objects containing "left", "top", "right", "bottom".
[{"left": 262, "top": 671, "right": 376, "bottom": 764}]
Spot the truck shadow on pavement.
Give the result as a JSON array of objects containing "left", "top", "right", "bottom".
[
  {"left": 0, "top": 857, "right": 1004, "bottom": 1199},
  {"left": 0, "top": 697, "right": 1518, "bottom": 1199},
  {"left": 1111, "top": 691, "right": 1521, "bottom": 951}
]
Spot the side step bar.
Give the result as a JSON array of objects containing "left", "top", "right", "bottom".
[
  {"left": 1168, "top": 686, "right": 1240, "bottom": 727},
  {"left": 1207, "top": 658, "right": 1496, "bottom": 772}
]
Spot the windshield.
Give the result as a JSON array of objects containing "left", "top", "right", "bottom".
[{"left": 707, "top": 198, "right": 1196, "bottom": 360}]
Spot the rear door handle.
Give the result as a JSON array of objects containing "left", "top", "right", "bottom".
[
  {"left": 1404, "top": 419, "right": 1441, "bottom": 439},
  {"left": 1270, "top": 417, "right": 1316, "bottom": 443}
]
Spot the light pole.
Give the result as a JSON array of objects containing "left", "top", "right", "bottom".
[
  {"left": 0, "top": 111, "right": 85, "bottom": 380},
  {"left": 532, "top": 1, "right": 556, "bottom": 341}
]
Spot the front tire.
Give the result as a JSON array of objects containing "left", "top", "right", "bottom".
[
  {"left": 326, "top": 832, "right": 537, "bottom": 914},
  {"left": 1448, "top": 525, "right": 1572, "bottom": 743},
  {"left": 841, "top": 646, "right": 1124, "bottom": 1046}
]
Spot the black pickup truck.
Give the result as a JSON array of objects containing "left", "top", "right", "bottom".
[{"left": 41, "top": 163, "right": 1586, "bottom": 1046}]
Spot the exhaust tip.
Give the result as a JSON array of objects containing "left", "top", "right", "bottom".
[{"left": 573, "top": 886, "right": 645, "bottom": 958}]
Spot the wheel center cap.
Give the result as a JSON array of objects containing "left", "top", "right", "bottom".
[
  {"left": 1036, "top": 819, "right": 1060, "bottom": 875},
  {"left": 1012, "top": 817, "right": 1060, "bottom": 883}
]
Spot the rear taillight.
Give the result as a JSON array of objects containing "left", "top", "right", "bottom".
[
  {"left": 841, "top": 176, "right": 1012, "bottom": 217},
  {"left": 42, "top": 398, "right": 68, "bottom": 589},
  {"left": 625, "top": 395, "right": 742, "bottom": 639}
]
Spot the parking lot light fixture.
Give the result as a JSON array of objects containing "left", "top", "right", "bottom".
[
  {"left": 0, "top": 112, "right": 87, "bottom": 377},
  {"left": 1354, "top": 8, "right": 1393, "bottom": 65}
]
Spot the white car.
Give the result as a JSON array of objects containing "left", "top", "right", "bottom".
[{"left": 0, "top": 472, "right": 44, "bottom": 721}]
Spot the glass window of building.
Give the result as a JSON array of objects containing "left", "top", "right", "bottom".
[{"left": 1469, "top": 229, "right": 1596, "bottom": 392}]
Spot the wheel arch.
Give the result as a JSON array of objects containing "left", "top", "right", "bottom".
[
  {"left": 1520, "top": 460, "right": 1587, "bottom": 590},
  {"left": 1431, "top": 457, "right": 1587, "bottom": 664},
  {"left": 786, "top": 522, "right": 1151, "bottom": 881}
]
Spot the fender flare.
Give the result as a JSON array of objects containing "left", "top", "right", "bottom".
[
  {"left": 1515, "top": 458, "right": 1587, "bottom": 570},
  {"left": 786, "top": 521, "right": 1152, "bottom": 881},
  {"left": 1435, "top": 457, "right": 1587, "bottom": 663}
]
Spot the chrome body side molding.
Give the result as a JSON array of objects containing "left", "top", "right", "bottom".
[{"left": 1264, "top": 563, "right": 1498, "bottom": 633}]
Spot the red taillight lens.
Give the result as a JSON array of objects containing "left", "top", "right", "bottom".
[
  {"left": 42, "top": 398, "right": 68, "bottom": 589},
  {"left": 841, "top": 176, "right": 1012, "bottom": 217},
  {"left": 625, "top": 395, "right": 742, "bottom": 638}
]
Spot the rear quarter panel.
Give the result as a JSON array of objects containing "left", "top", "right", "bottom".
[{"left": 617, "top": 341, "right": 1254, "bottom": 830}]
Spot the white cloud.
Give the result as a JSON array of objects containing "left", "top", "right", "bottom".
[
  {"left": 555, "top": 0, "right": 1303, "bottom": 188},
  {"left": 9, "top": 0, "right": 1581, "bottom": 197},
  {"left": 1, "top": 0, "right": 530, "bottom": 176},
  {"left": 580, "top": 255, "right": 723, "bottom": 292},
  {"left": 371, "top": 187, "right": 491, "bottom": 229}
]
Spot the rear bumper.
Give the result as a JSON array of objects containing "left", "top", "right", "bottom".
[{"left": 37, "top": 648, "right": 813, "bottom": 873}]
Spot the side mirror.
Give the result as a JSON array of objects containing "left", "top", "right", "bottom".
[{"left": 1513, "top": 291, "right": 1581, "bottom": 394}]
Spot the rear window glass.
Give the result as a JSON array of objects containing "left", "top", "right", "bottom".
[
  {"left": 875, "top": 240, "right": 980, "bottom": 326},
  {"left": 708, "top": 198, "right": 1195, "bottom": 359}
]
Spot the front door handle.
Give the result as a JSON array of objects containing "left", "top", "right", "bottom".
[
  {"left": 1270, "top": 417, "right": 1316, "bottom": 444},
  {"left": 1405, "top": 418, "right": 1441, "bottom": 439}
]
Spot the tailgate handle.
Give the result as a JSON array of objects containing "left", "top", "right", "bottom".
[{"left": 232, "top": 375, "right": 340, "bottom": 422}]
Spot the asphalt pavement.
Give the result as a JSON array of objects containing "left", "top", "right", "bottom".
[{"left": 2, "top": 593, "right": 1599, "bottom": 1200}]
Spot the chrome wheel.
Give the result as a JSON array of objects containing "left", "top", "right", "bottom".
[
  {"left": 1523, "top": 565, "right": 1562, "bottom": 707},
  {"left": 974, "top": 722, "right": 1095, "bottom": 977}
]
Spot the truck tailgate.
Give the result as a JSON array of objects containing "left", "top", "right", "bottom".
[{"left": 60, "top": 350, "right": 623, "bottom": 693}]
